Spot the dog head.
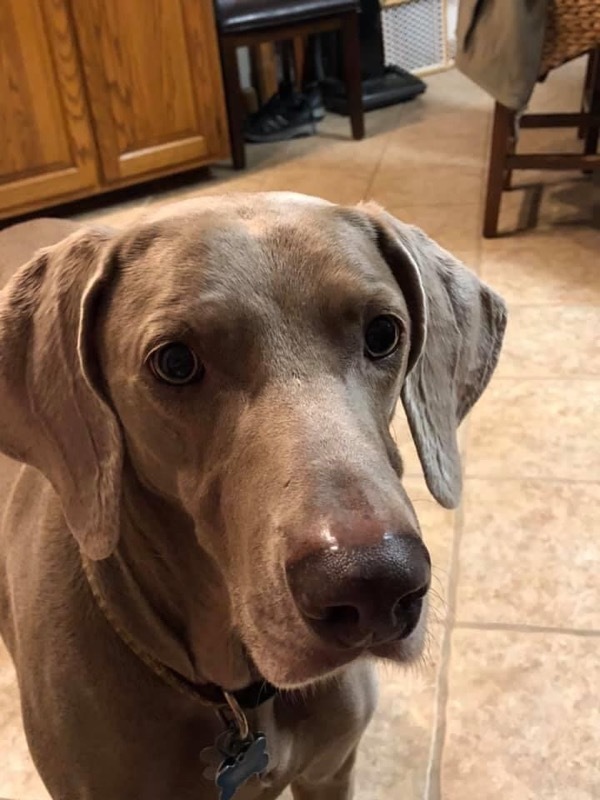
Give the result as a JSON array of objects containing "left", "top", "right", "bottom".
[{"left": 0, "top": 193, "right": 506, "bottom": 687}]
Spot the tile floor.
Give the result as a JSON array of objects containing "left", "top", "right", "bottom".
[{"left": 1, "top": 60, "right": 599, "bottom": 799}]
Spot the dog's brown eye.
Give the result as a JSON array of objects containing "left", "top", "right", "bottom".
[
  {"left": 364, "top": 315, "right": 401, "bottom": 359},
  {"left": 148, "top": 343, "right": 202, "bottom": 385}
]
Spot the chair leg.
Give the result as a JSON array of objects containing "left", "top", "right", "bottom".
[
  {"left": 340, "top": 12, "right": 364, "bottom": 140},
  {"left": 583, "top": 47, "right": 600, "bottom": 156},
  {"left": 578, "top": 48, "right": 596, "bottom": 139},
  {"left": 503, "top": 118, "right": 518, "bottom": 189},
  {"left": 483, "top": 102, "right": 514, "bottom": 238},
  {"left": 220, "top": 37, "right": 246, "bottom": 170}
]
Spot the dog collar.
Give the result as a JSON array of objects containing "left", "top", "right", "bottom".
[
  {"left": 161, "top": 664, "right": 278, "bottom": 711},
  {"left": 82, "top": 555, "right": 278, "bottom": 795},
  {"left": 80, "top": 555, "right": 278, "bottom": 711}
]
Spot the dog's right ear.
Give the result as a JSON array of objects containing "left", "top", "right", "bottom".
[{"left": 0, "top": 227, "right": 123, "bottom": 560}]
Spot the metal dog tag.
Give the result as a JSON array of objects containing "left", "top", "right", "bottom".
[{"left": 215, "top": 732, "right": 269, "bottom": 800}]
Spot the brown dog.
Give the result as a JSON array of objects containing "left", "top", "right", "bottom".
[{"left": 0, "top": 194, "right": 506, "bottom": 800}]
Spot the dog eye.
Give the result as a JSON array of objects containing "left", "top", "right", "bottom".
[
  {"left": 364, "top": 315, "right": 401, "bottom": 359},
  {"left": 148, "top": 343, "right": 202, "bottom": 385}
]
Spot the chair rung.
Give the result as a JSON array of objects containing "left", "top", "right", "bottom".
[
  {"left": 506, "top": 153, "right": 600, "bottom": 170},
  {"left": 520, "top": 112, "right": 600, "bottom": 128}
]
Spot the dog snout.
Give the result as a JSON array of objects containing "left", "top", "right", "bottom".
[{"left": 287, "top": 533, "right": 431, "bottom": 649}]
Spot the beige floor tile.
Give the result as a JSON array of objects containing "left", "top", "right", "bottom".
[
  {"left": 457, "top": 478, "right": 600, "bottom": 629},
  {"left": 355, "top": 654, "right": 441, "bottom": 800},
  {"left": 480, "top": 228, "right": 600, "bottom": 306},
  {"left": 260, "top": 165, "right": 369, "bottom": 206},
  {"left": 280, "top": 131, "right": 389, "bottom": 179},
  {"left": 497, "top": 305, "right": 600, "bottom": 379},
  {"left": 466, "top": 378, "right": 600, "bottom": 480},
  {"left": 70, "top": 195, "right": 152, "bottom": 228},
  {"left": 517, "top": 126, "right": 584, "bottom": 156},
  {"left": 242, "top": 139, "right": 299, "bottom": 172},
  {"left": 368, "top": 162, "right": 484, "bottom": 208},
  {"left": 358, "top": 99, "right": 427, "bottom": 139},
  {"left": 0, "top": 642, "right": 50, "bottom": 800},
  {"left": 442, "top": 629, "right": 600, "bottom": 800},
  {"left": 185, "top": 168, "right": 269, "bottom": 195},
  {"left": 382, "top": 108, "right": 489, "bottom": 169},
  {"left": 144, "top": 169, "right": 268, "bottom": 211},
  {"left": 378, "top": 134, "right": 485, "bottom": 173}
]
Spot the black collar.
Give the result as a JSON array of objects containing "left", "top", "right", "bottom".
[
  {"left": 82, "top": 555, "right": 278, "bottom": 711},
  {"left": 222, "top": 679, "right": 278, "bottom": 710},
  {"left": 172, "top": 666, "right": 279, "bottom": 710}
]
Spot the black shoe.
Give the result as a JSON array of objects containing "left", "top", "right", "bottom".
[
  {"left": 304, "top": 84, "right": 326, "bottom": 121},
  {"left": 245, "top": 91, "right": 317, "bottom": 143},
  {"left": 260, "top": 83, "right": 325, "bottom": 121}
]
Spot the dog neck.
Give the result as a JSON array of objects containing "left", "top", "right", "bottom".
[{"left": 84, "top": 468, "right": 256, "bottom": 692}]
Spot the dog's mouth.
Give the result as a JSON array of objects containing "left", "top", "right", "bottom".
[{"left": 240, "top": 593, "right": 429, "bottom": 691}]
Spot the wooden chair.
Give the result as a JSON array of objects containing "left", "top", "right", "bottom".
[
  {"left": 214, "top": 0, "right": 364, "bottom": 170},
  {"left": 483, "top": 4, "right": 600, "bottom": 238}
]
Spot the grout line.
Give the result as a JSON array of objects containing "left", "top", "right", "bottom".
[
  {"left": 384, "top": 201, "right": 482, "bottom": 211},
  {"left": 497, "top": 375, "right": 600, "bottom": 381},
  {"left": 455, "top": 621, "right": 600, "bottom": 638},
  {"left": 500, "top": 303, "right": 600, "bottom": 309},
  {"left": 423, "top": 416, "right": 473, "bottom": 800},
  {"left": 403, "top": 472, "right": 600, "bottom": 487},
  {"left": 462, "top": 475, "right": 600, "bottom": 485},
  {"left": 482, "top": 376, "right": 600, "bottom": 382},
  {"left": 371, "top": 200, "right": 483, "bottom": 209},
  {"left": 472, "top": 211, "right": 484, "bottom": 277},
  {"left": 362, "top": 129, "right": 395, "bottom": 202},
  {"left": 423, "top": 500, "right": 463, "bottom": 800},
  {"left": 481, "top": 303, "right": 600, "bottom": 309}
]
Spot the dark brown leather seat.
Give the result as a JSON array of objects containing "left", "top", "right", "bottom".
[
  {"left": 216, "top": 0, "right": 359, "bottom": 34},
  {"left": 214, "top": 0, "right": 364, "bottom": 170}
]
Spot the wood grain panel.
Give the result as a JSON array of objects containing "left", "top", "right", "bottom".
[
  {"left": 180, "top": 0, "right": 230, "bottom": 160},
  {"left": 72, "top": 0, "right": 229, "bottom": 182},
  {"left": 0, "top": 0, "right": 98, "bottom": 215},
  {"left": 251, "top": 43, "right": 278, "bottom": 104},
  {"left": 0, "top": 0, "right": 228, "bottom": 219}
]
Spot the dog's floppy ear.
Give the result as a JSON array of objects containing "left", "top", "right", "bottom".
[
  {"left": 359, "top": 202, "right": 507, "bottom": 509},
  {"left": 0, "top": 227, "right": 122, "bottom": 559}
]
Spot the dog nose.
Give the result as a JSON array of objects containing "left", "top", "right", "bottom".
[{"left": 287, "top": 534, "right": 431, "bottom": 648}]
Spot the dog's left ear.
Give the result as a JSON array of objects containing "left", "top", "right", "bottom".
[
  {"left": 0, "top": 227, "right": 123, "bottom": 560},
  {"left": 355, "top": 202, "right": 507, "bottom": 509}
]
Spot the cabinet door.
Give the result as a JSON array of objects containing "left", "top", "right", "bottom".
[
  {"left": 0, "top": 0, "right": 99, "bottom": 217},
  {"left": 71, "top": 0, "right": 230, "bottom": 183}
]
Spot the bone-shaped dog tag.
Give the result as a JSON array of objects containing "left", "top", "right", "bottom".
[{"left": 215, "top": 733, "right": 269, "bottom": 800}]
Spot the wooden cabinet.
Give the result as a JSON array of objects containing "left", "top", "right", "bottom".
[
  {"left": 0, "top": 0, "right": 99, "bottom": 214},
  {"left": 71, "top": 0, "right": 228, "bottom": 183},
  {"left": 0, "top": 0, "right": 230, "bottom": 220}
]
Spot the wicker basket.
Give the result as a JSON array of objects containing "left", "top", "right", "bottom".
[{"left": 541, "top": 0, "right": 600, "bottom": 74}]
